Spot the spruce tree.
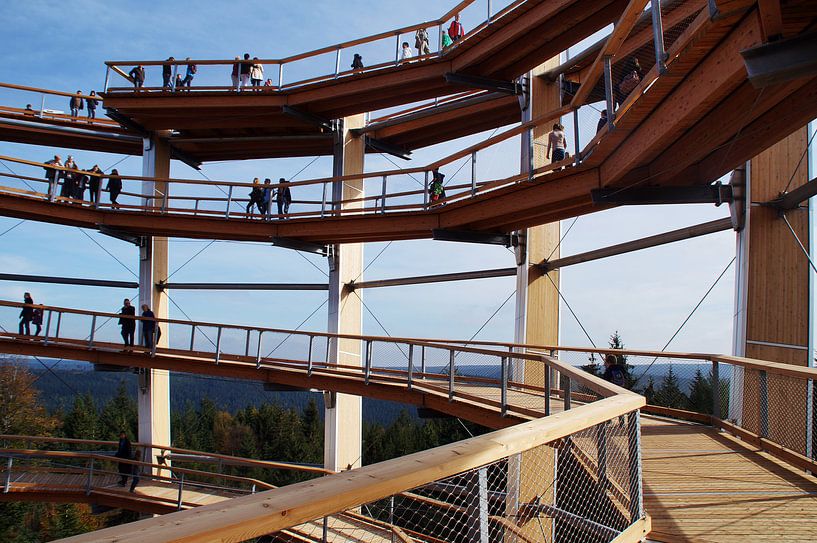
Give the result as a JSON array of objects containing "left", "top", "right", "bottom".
[{"left": 653, "top": 367, "right": 690, "bottom": 410}]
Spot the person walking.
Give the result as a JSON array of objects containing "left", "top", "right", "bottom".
[
  {"left": 250, "top": 58, "right": 264, "bottom": 87},
  {"left": 181, "top": 58, "right": 196, "bottom": 88},
  {"left": 119, "top": 298, "right": 136, "bottom": 347},
  {"left": 448, "top": 13, "right": 464, "bottom": 42},
  {"left": 239, "top": 53, "right": 252, "bottom": 87},
  {"left": 246, "top": 178, "right": 264, "bottom": 216},
  {"left": 129, "top": 65, "right": 145, "bottom": 89},
  {"left": 546, "top": 123, "right": 567, "bottom": 164},
  {"left": 415, "top": 27, "right": 430, "bottom": 56},
  {"left": 32, "top": 305, "right": 43, "bottom": 336},
  {"left": 86, "top": 91, "right": 99, "bottom": 119},
  {"left": 163, "top": 57, "right": 175, "bottom": 89},
  {"left": 107, "top": 168, "right": 122, "bottom": 208},
  {"left": 276, "top": 178, "right": 292, "bottom": 217},
  {"left": 115, "top": 431, "right": 132, "bottom": 487},
  {"left": 69, "top": 91, "right": 83, "bottom": 118},
  {"left": 87, "top": 165, "right": 103, "bottom": 204},
  {"left": 141, "top": 304, "right": 156, "bottom": 348},
  {"left": 19, "top": 292, "right": 34, "bottom": 335}
]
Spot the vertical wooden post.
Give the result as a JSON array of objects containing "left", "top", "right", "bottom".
[{"left": 325, "top": 114, "right": 366, "bottom": 473}]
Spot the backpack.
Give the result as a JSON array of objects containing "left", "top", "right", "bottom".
[
  {"left": 619, "top": 70, "right": 640, "bottom": 96},
  {"left": 609, "top": 366, "right": 626, "bottom": 387}
]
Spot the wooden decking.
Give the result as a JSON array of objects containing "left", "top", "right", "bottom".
[{"left": 641, "top": 417, "right": 817, "bottom": 542}]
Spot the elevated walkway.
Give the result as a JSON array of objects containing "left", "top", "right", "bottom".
[{"left": 1, "top": 301, "right": 816, "bottom": 542}]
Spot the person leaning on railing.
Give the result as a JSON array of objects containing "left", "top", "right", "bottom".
[
  {"left": 106, "top": 168, "right": 122, "bottom": 208},
  {"left": 69, "top": 91, "right": 83, "bottom": 118},
  {"left": 43, "top": 154, "right": 63, "bottom": 193},
  {"left": 87, "top": 165, "right": 103, "bottom": 205},
  {"left": 118, "top": 298, "right": 136, "bottom": 348},
  {"left": 129, "top": 65, "right": 145, "bottom": 89},
  {"left": 250, "top": 58, "right": 264, "bottom": 87},
  {"left": 140, "top": 304, "right": 157, "bottom": 348},
  {"left": 87, "top": 90, "right": 99, "bottom": 119}
]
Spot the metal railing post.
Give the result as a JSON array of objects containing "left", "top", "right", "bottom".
[
  {"left": 48, "top": 177, "right": 56, "bottom": 202},
  {"left": 43, "top": 310, "right": 52, "bottom": 346},
  {"left": 225, "top": 185, "right": 233, "bottom": 218},
  {"left": 335, "top": 48, "right": 342, "bottom": 77},
  {"left": 421, "top": 345, "right": 426, "bottom": 374},
  {"left": 321, "top": 181, "right": 328, "bottom": 218},
  {"left": 256, "top": 331, "right": 263, "bottom": 369},
  {"left": 381, "top": 175, "right": 387, "bottom": 214},
  {"left": 407, "top": 344, "right": 414, "bottom": 390},
  {"left": 55, "top": 311, "right": 62, "bottom": 338},
  {"left": 86, "top": 458, "right": 94, "bottom": 495},
  {"left": 448, "top": 350, "right": 455, "bottom": 401},
  {"left": 395, "top": 34, "right": 401, "bottom": 65},
  {"left": 500, "top": 356, "right": 508, "bottom": 416},
  {"left": 214, "top": 327, "right": 222, "bottom": 365},
  {"left": 244, "top": 328, "right": 251, "bottom": 357},
  {"left": 104, "top": 66, "right": 111, "bottom": 93},
  {"left": 651, "top": 0, "right": 668, "bottom": 74},
  {"left": 172, "top": 65, "right": 178, "bottom": 91},
  {"left": 94, "top": 177, "right": 102, "bottom": 208},
  {"left": 712, "top": 360, "right": 721, "bottom": 419},
  {"left": 177, "top": 472, "right": 185, "bottom": 511},
  {"left": 759, "top": 370, "right": 769, "bottom": 438},
  {"left": 471, "top": 151, "right": 477, "bottom": 196},
  {"left": 544, "top": 365, "right": 551, "bottom": 416},
  {"left": 322, "top": 516, "right": 329, "bottom": 543},
  {"left": 603, "top": 56, "right": 615, "bottom": 121},
  {"left": 364, "top": 340, "right": 372, "bottom": 384},
  {"left": 4, "top": 457, "right": 12, "bottom": 493},
  {"left": 488, "top": 0, "right": 493, "bottom": 21},
  {"left": 572, "top": 108, "right": 581, "bottom": 166},
  {"left": 88, "top": 315, "right": 96, "bottom": 347},
  {"left": 628, "top": 411, "right": 644, "bottom": 520},
  {"left": 189, "top": 325, "right": 196, "bottom": 351},
  {"left": 39, "top": 94, "right": 46, "bottom": 119},
  {"left": 423, "top": 171, "right": 430, "bottom": 209},
  {"left": 438, "top": 23, "right": 443, "bottom": 52},
  {"left": 278, "top": 64, "right": 284, "bottom": 90},
  {"left": 563, "top": 375, "right": 572, "bottom": 410},
  {"left": 307, "top": 336, "right": 314, "bottom": 376}
]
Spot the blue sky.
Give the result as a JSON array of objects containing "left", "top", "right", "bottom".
[{"left": 0, "top": 0, "right": 810, "bottom": 363}]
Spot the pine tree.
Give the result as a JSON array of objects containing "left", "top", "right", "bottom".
[
  {"left": 688, "top": 368, "right": 713, "bottom": 414},
  {"left": 98, "top": 381, "right": 137, "bottom": 440},
  {"left": 653, "top": 367, "right": 690, "bottom": 410},
  {"left": 62, "top": 393, "right": 99, "bottom": 440}
]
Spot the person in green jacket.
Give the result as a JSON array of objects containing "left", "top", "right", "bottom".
[{"left": 441, "top": 30, "right": 453, "bottom": 49}]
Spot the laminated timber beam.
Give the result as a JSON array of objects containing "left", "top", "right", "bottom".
[
  {"left": 158, "top": 282, "right": 328, "bottom": 291},
  {"left": 349, "top": 267, "right": 516, "bottom": 290},
  {"left": 443, "top": 73, "right": 523, "bottom": 95},
  {"left": 0, "top": 273, "right": 138, "bottom": 290},
  {"left": 766, "top": 176, "right": 817, "bottom": 211}
]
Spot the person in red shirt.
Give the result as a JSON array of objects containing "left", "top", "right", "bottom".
[{"left": 448, "top": 13, "right": 464, "bottom": 42}]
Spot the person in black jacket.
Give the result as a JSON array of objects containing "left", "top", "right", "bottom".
[
  {"left": 239, "top": 53, "right": 252, "bottom": 87},
  {"left": 107, "top": 168, "right": 122, "bottom": 208},
  {"left": 87, "top": 165, "right": 103, "bottom": 205},
  {"left": 86, "top": 91, "right": 99, "bottom": 119},
  {"left": 141, "top": 304, "right": 156, "bottom": 348},
  {"left": 162, "top": 57, "right": 174, "bottom": 88},
  {"left": 115, "top": 431, "right": 132, "bottom": 486},
  {"left": 276, "top": 178, "right": 292, "bottom": 217},
  {"left": 19, "top": 292, "right": 34, "bottom": 335},
  {"left": 119, "top": 298, "right": 136, "bottom": 347},
  {"left": 129, "top": 65, "right": 145, "bottom": 89}
]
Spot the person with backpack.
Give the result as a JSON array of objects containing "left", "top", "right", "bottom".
[
  {"left": 69, "top": 91, "right": 83, "bottom": 118},
  {"left": 19, "top": 292, "right": 34, "bottom": 335},
  {"left": 603, "top": 354, "right": 628, "bottom": 388},
  {"left": 616, "top": 57, "right": 643, "bottom": 106}
]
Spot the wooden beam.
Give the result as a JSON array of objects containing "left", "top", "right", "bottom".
[
  {"left": 757, "top": 0, "right": 784, "bottom": 41},
  {"left": 350, "top": 267, "right": 516, "bottom": 290}
]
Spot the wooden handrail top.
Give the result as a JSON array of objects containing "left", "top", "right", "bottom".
[
  {"left": 0, "top": 435, "right": 332, "bottom": 474},
  {"left": 102, "top": 0, "right": 484, "bottom": 70},
  {"left": 56, "top": 393, "right": 644, "bottom": 543},
  {"left": 0, "top": 448, "right": 276, "bottom": 489},
  {"left": 0, "top": 82, "right": 102, "bottom": 101}
]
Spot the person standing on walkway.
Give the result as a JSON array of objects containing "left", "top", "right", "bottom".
[
  {"left": 129, "top": 448, "right": 141, "bottom": 493},
  {"left": 32, "top": 305, "right": 43, "bottom": 336},
  {"left": 351, "top": 54, "right": 364, "bottom": 71},
  {"left": 231, "top": 57, "right": 240, "bottom": 89},
  {"left": 107, "top": 168, "right": 122, "bottom": 208},
  {"left": 441, "top": 30, "right": 453, "bottom": 49},
  {"left": 86, "top": 91, "right": 99, "bottom": 119},
  {"left": 141, "top": 304, "right": 156, "bottom": 348},
  {"left": 448, "top": 13, "right": 464, "bottom": 42},
  {"left": 163, "top": 57, "right": 175, "bottom": 89},
  {"left": 276, "top": 178, "right": 292, "bottom": 217},
  {"left": 115, "top": 431, "right": 132, "bottom": 486},
  {"left": 61, "top": 156, "right": 78, "bottom": 200},
  {"left": 43, "top": 155, "right": 62, "bottom": 197},
  {"left": 239, "top": 53, "right": 252, "bottom": 87},
  {"left": 119, "top": 298, "right": 136, "bottom": 347},
  {"left": 19, "top": 292, "right": 34, "bottom": 335},
  {"left": 181, "top": 58, "right": 196, "bottom": 88},
  {"left": 415, "top": 27, "right": 430, "bottom": 56},
  {"left": 546, "top": 123, "right": 567, "bottom": 164},
  {"left": 250, "top": 58, "right": 264, "bottom": 87},
  {"left": 129, "top": 65, "right": 145, "bottom": 89},
  {"left": 247, "top": 178, "right": 264, "bottom": 215},
  {"left": 87, "top": 165, "right": 103, "bottom": 205},
  {"left": 69, "top": 91, "right": 83, "bottom": 118},
  {"left": 261, "top": 178, "right": 272, "bottom": 215}
]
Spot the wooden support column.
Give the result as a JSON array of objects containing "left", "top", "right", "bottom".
[
  {"left": 732, "top": 126, "right": 812, "bottom": 456},
  {"left": 138, "top": 134, "right": 171, "bottom": 470},
  {"left": 509, "top": 58, "right": 561, "bottom": 542},
  {"left": 325, "top": 114, "right": 365, "bottom": 472}
]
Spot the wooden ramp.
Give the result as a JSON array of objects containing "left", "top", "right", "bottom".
[{"left": 641, "top": 418, "right": 817, "bottom": 542}]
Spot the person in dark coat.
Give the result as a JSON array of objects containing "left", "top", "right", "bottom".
[
  {"left": 19, "top": 292, "right": 34, "bottom": 335},
  {"left": 69, "top": 91, "right": 83, "bottom": 118},
  {"left": 162, "top": 57, "right": 174, "bottom": 88},
  {"left": 86, "top": 91, "right": 99, "bottom": 119},
  {"left": 596, "top": 109, "right": 608, "bottom": 134},
  {"left": 74, "top": 171, "right": 88, "bottom": 201},
  {"left": 32, "top": 306, "right": 43, "bottom": 336},
  {"left": 129, "top": 448, "right": 141, "bottom": 493},
  {"left": 276, "top": 178, "right": 292, "bottom": 216},
  {"left": 107, "top": 168, "right": 122, "bottom": 208},
  {"left": 115, "top": 431, "right": 132, "bottom": 486},
  {"left": 141, "top": 304, "right": 156, "bottom": 348},
  {"left": 246, "top": 178, "right": 264, "bottom": 216},
  {"left": 119, "top": 298, "right": 136, "bottom": 347},
  {"left": 351, "top": 54, "right": 364, "bottom": 71},
  {"left": 239, "top": 53, "right": 252, "bottom": 87},
  {"left": 129, "top": 65, "right": 145, "bottom": 89},
  {"left": 87, "top": 165, "right": 103, "bottom": 205}
]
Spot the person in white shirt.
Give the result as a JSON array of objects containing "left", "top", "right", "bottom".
[{"left": 401, "top": 42, "right": 413, "bottom": 62}]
